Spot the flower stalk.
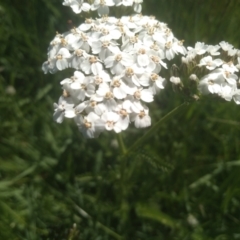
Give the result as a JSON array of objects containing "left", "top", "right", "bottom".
[
  {"left": 124, "top": 102, "right": 189, "bottom": 156},
  {"left": 117, "top": 133, "right": 127, "bottom": 155}
]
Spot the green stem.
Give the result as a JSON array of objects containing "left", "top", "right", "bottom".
[
  {"left": 72, "top": 202, "right": 124, "bottom": 240},
  {"left": 125, "top": 102, "right": 189, "bottom": 156},
  {"left": 96, "top": 222, "right": 123, "bottom": 240},
  {"left": 116, "top": 132, "right": 127, "bottom": 191},
  {"left": 117, "top": 133, "right": 127, "bottom": 155},
  {"left": 116, "top": 134, "right": 128, "bottom": 223}
]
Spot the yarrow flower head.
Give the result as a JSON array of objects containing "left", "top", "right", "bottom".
[
  {"left": 62, "top": 0, "right": 143, "bottom": 16},
  {"left": 42, "top": 0, "right": 187, "bottom": 138},
  {"left": 184, "top": 41, "right": 240, "bottom": 104}
]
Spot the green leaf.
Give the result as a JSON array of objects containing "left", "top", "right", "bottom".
[{"left": 136, "top": 204, "right": 181, "bottom": 229}]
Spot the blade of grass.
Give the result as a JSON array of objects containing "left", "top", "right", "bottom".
[{"left": 125, "top": 102, "right": 189, "bottom": 156}]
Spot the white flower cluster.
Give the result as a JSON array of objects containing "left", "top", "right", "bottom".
[
  {"left": 42, "top": 13, "right": 186, "bottom": 138},
  {"left": 62, "top": 0, "right": 143, "bottom": 16},
  {"left": 183, "top": 41, "right": 240, "bottom": 104}
]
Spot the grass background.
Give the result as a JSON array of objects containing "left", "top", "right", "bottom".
[{"left": 0, "top": 0, "right": 240, "bottom": 239}]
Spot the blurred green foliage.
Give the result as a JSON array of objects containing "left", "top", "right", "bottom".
[{"left": 0, "top": 0, "right": 240, "bottom": 239}]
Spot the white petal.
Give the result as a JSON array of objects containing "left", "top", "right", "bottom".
[
  {"left": 141, "top": 89, "right": 154, "bottom": 102},
  {"left": 105, "top": 98, "right": 117, "bottom": 111},
  {"left": 139, "top": 74, "right": 150, "bottom": 86},
  {"left": 56, "top": 59, "right": 68, "bottom": 71},
  {"left": 74, "top": 71, "right": 85, "bottom": 80},
  {"left": 75, "top": 102, "right": 87, "bottom": 113},
  {"left": 134, "top": 3, "right": 142, "bottom": 13},
  {"left": 58, "top": 48, "right": 71, "bottom": 58},
  {"left": 65, "top": 109, "right": 76, "bottom": 118},
  {"left": 104, "top": 56, "right": 115, "bottom": 68},
  {"left": 110, "top": 30, "right": 121, "bottom": 40},
  {"left": 119, "top": 116, "right": 129, "bottom": 130},
  {"left": 138, "top": 54, "right": 149, "bottom": 67},
  {"left": 113, "top": 87, "right": 127, "bottom": 99},
  {"left": 113, "top": 63, "right": 124, "bottom": 75},
  {"left": 233, "top": 93, "right": 240, "bottom": 104},
  {"left": 53, "top": 110, "right": 64, "bottom": 123},
  {"left": 135, "top": 115, "right": 151, "bottom": 128},
  {"left": 82, "top": 3, "right": 91, "bottom": 11},
  {"left": 91, "top": 62, "right": 103, "bottom": 75},
  {"left": 155, "top": 77, "right": 165, "bottom": 89},
  {"left": 113, "top": 123, "right": 122, "bottom": 133},
  {"left": 71, "top": 82, "right": 81, "bottom": 89}
]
